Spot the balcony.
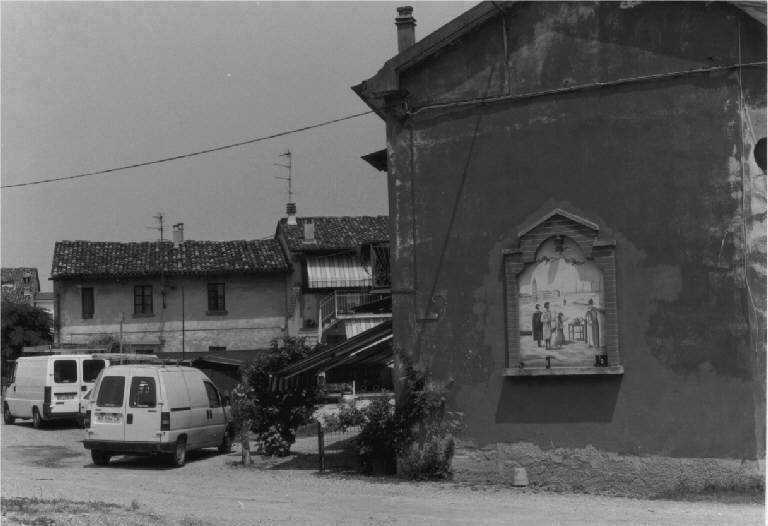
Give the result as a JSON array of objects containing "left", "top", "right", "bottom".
[{"left": 318, "top": 291, "right": 391, "bottom": 342}]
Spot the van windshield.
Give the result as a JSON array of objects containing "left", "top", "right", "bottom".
[
  {"left": 53, "top": 360, "right": 77, "bottom": 383},
  {"left": 96, "top": 376, "right": 125, "bottom": 407}
]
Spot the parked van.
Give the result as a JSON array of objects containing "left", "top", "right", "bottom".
[
  {"left": 3, "top": 353, "right": 110, "bottom": 427},
  {"left": 83, "top": 364, "right": 232, "bottom": 467}
]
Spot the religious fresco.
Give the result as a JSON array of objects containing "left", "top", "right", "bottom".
[{"left": 518, "top": 235, "right": 605, "bottom": 368}]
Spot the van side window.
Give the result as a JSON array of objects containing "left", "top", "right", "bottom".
[
  {"left": 53, "top": 360, "right": 77, "bottom": 383},
  {"left": 83, "top": 360, "right": 106, "bottom": 382},
  {"left": 96, "top": 377, "right": 125, "bottom": 407},
  {"left": 204, "top": 381, "right": 221, "bottom": 408},
  {"left": 129, "top": 377, "right": 157, "bottom": 408}
]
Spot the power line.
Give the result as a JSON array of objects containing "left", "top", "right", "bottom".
[{"left": 1, "top": 110, "right": 374, "bottom": 189}]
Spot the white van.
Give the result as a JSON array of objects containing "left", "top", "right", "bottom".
[
  {"left": 3, "top": 353, "right": 110, "bottom": 427},
  {"left": 83, "top": 364, "right": 232, "bottom": 467}
]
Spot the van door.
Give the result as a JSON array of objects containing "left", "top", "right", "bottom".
[
  {"left": 203, "top": 381, "right": 226, "bottom": 446},
  {"left": 51, "top": 358, "right": 80, "bottom": 416},
  {"left": 92, "top": 374, "right": 126, "bottom": 441},
  {"left": 181, "top": 371, "right": 209, "bottom": 449},
  {"left": 126, "top": 372, "right": 160, "bottom": 443},
  {"left": 82, "top": 358, "right": 107, "bottom": 396}
]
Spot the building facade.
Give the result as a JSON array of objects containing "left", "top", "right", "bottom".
[
  {"left": 51, "top": 239, "right": 290, "bottom": 353},
  {"left": 275, "top": 213, "right": 391, "bottom": 347},
  {"left": 355, "top": 1, "right": 766, "bottom": 492}
]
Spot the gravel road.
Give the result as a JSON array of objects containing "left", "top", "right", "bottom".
[{"left": 1, "top": 420, "right": 763, "bottom": 525}]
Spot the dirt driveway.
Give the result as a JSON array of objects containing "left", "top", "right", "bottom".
[{"left": 1, "top": 420, "right": 763, "bottom": 525}]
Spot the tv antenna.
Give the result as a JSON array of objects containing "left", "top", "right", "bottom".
[
  {"left": 147, "top": 212, "right": 165, "bottom": 241},
  {"left": 274, "top": 149, "right": 293, "bottom": 203}
]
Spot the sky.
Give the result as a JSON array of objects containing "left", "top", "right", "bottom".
[{"left": 2, "top": 1, "right": 475, "bottom": 291}]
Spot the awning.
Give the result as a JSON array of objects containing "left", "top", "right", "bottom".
[
  {"left": 306, "top": 255, "right": 372, "bottom": 288},
  {"left": 345, "top": 318, "right": 388, "bottom": 339},
  {"left": 271, "top": 320, "right": 393, "bottom": 390}
]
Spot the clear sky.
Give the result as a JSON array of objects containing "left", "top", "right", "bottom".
[{"left": 2, "top": 1, "right": 475, "bottom": 291}]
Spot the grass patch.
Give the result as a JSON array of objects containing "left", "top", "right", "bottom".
[
  {"left": 653, "top": 481, "right": 765, "bottom": 504},
  {"left": 0, "top": 497, "right": 178, "bottom": 525}
]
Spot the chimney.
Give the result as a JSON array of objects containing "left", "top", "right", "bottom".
[
  {"left": 303, "top": 219, "right": 315, "bottom": 243},
  {"left": 396, "top": 6, "right": 416, "bottom": 53},
  {"left": 172, "top": 223, "right": 184, "bottom": 246},
  {"left": 286, "top": 202, "right": 297, "bottom": 226}
]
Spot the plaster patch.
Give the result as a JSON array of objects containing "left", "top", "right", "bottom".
[{"left": 648, "top": 265, "right": 682, "bottom": 301}]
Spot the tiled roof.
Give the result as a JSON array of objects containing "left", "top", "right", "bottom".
[
  {"left": 51, "top": 240, "right": 289, "bottom": 280},
  {"left": 277, "top": 216, "right": 389, "bottom": 252},
  {"left": 1, "top": 268, "right": 40, "bottom": 304}
]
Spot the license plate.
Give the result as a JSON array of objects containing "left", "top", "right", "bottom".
[
  {"left": 96, "top": 413, "right": 122, "bottom": 423},
  {"left": 55, "top": 393, "right": 76, "bottom": 400}
]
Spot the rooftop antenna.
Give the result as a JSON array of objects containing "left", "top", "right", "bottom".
[
  {"left": 147, "top": 212, "right": 165, "bottom": 241},
  {"left": 275, "top": 149, "right": 298, "bottom": 225},
  {"left": 274, "top": 149, "right": 293, "bottom": 203}
]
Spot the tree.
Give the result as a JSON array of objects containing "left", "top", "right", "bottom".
[
  {"left": 231, "top": 337, "right": 318, "bottom": 459},
  {"left": 1, "top": 300, "right": 53, "bottom": 377}
]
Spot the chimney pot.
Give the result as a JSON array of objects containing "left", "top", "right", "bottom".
[
  {"left": 172, "top": 223, "right": 184, "bottom": 246},
  {"left": 395, "top": 6, "right": 416, "bottom": 53},
  {"left": 287, "top": 202, "right": 297, "bottom": 226}
]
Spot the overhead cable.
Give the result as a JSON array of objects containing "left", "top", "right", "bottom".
[{"left": 2, "top": 110, "right": 374, "bottom": 189}]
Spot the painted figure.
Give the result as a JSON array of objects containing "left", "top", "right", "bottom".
[
  {"left": 532, "top": 304, "right": 543, "bottom": 347},
  {"left": 585, "top": 299, "right": 600, "bottom": 348},
  {"left": 554, "top": 312, "right": 567, "bottom": 348},
  {"left": 541, "top": 302, "right": 554, "bottom": 350}
]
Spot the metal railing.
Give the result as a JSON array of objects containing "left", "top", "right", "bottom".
[{"left": 318, "top": 291, "right": 390, "bottom": 334}]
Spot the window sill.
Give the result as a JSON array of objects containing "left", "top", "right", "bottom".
[
  {"left": 132, "top": 313, "right": 155, "bottom": 318},
  {"left": 503, "top": 365, "right": 624, "bottom": 377},
  {"left": 206, "top": 311, "right": 228, "bottom": 316}
]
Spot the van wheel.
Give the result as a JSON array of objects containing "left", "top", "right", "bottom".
[
  {"left": 218, "top": 431, "right": 232, "bottom": 454},
  {"left": 32, "top": 408, "right": 43, "bottom": 429},
  {"left": 91, "top": 450, "right": 111, "bottom": 466},
  {"left": 172, "top": 437, "right": 187, "bottom": 467},
  {"left": 3, "top": 404, "right": 15, "bottom": 425}
]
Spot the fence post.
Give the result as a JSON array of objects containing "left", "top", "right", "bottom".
[{"left": 317, "top": 420, "right": 325, "bottom": 473}]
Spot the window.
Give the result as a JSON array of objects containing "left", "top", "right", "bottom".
[
  {"left": 83, "top": 359, "right": 105, "bottom": 382},
  {"left": 207, "top": 283, "right": 226, "bottom": 313},
  {"left": 204, "top": 381, "right": 221, "bottom": 408},
  {"left": 503, "top": 208, "right": 621, "bottom": 376},
  {"left": 134, "top": 285, "right": 153, "bottom": 315},
  {"left": 53, "top": 360, "right": 77, "bottom": 383},
  {"left": 372, "top": 244, "right": 391, "bottom": 288},
  {"left": 81, "top": 287, "right": 94, "bottom": 319},
  {"left": 129, "top": 377, "right": 157, "bottom": 408},
  {"left": 96, "top": 376, "right": 125, "bottom": 407}
]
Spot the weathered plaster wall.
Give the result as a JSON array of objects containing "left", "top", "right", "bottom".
[
  {"left": 55, "top": 273, "right": 288, "bottom": 352},
  {"left": 387, "top": 1, "right": 766, "bottom": 463}
]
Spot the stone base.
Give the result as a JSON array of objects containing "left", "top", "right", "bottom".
[{"left": 452, "top": 441, "right": 765, "bottom": 498}]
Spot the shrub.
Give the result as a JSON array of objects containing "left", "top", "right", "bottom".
[
  {"left": 255, "top": 426, "right": 293, "bottom": 457},
  {"left": 355, "top": 359, "right": 462, "bottom": 479},
  {"left": 230, "top": 337, "right": 318, "bottom": 459}
]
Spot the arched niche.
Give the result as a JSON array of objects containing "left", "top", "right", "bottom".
[{"left": 502, "top": 208, "right": 622, "bottom": 376}]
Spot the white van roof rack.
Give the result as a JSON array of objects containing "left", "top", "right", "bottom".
[{"left": 90, "top": 353, "right": 161, "bottom": 364}]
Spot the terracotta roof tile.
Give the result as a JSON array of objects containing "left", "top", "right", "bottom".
[
  {"left": 1, "top": 268, "right": 40, "bottom": 304},
  {"left": 51, "top": 240, "right": 289, "bottom": 280},
  {"left": 278, "top": 216, "right": 389, "bottom": 252}
]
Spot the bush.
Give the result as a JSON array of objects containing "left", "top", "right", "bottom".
[
  {"left": 355, "top": 360, "right": 462, "bottom": 479},
  {"left": 356, "top": 398, "right": 397, "bottom": 474},
  {"left": 230, "top": 337, "right": 318, "bottom": 458},
  {"left": 255, "top": 426, "right": 293, "bottom": 457}
]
